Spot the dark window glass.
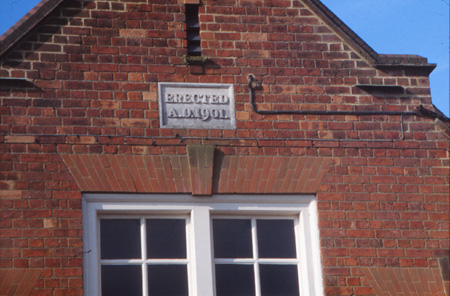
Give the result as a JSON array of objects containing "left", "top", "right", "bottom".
[
  {"left": 260, "top": 265, "right": 299, "bottom": 296},
  {"left": 101, "top": 265, "right": 142, "bottom": 296},
  {"left": 215, "top": 264, "right": 255, "bottom": 296},
  {"left": 257, "top": 219, "right": 296, "bottom": 258},
  {"left": 146, "top": 219, "right": 186, "bottom": 259},
  {"left": 213, "top": 219, "right": 252, "bottom": 258},
  {"left": 148, "top": 265, "right": 188, "bottom": 296},
  {"left": 101, "top": 219, "right": 141, "bottom": 259}
]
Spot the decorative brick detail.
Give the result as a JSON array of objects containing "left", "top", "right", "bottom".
[
  {"left": 213, "top": 156, "right": 332, "bottom": 194},
  {"left": 0, "top": 269, "right": 43, "bottom": 296},
  {"left": 61, "top": 153, "right": 331, "bottom": 195},
  {"left": 187, "top": 145, "right": 215, "bottom": 196},
  {"left": 61, "top": 154, "right": 191, "bottom": 193},
  {"left": 360, "top": 267, "right": 447, "bottom": 296}
]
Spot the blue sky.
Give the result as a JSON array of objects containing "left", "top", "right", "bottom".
[
  {"left": 322, "top": 0, "right": 449, "bottom": 116},
  {"left": 0, "top": 0, "right": 449, "bottom": 116}
]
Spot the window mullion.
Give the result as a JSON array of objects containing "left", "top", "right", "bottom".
[
  {"left": 251, "top": 218, "right": 261, "bottom": 296},
  {"left": 191, "top": 206, "right": 214, "bottom": 296},
  {"left": 296, "top": 213, "right": 309, "bottom": 296},
  {"left": 141, "top": 217, "right": 148, "bottom": 296}
]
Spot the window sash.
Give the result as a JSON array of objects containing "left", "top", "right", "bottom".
[
  {"left": 98, "top": 216, "right": 191, "bottom": 296},
  {"left": 211, "top": 216, "right": 302, "bottom": 296},
  {"left": 83, "top": 194, "right": 323, "bottom": 296}
]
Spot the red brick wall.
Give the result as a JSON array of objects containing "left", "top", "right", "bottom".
[{"left": 0, "top": 0, "right": 449, "bottom": 295}]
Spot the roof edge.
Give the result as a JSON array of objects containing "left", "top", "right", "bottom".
[
  {"left": 303, "top": 0, "right": 436, "bottom": 70},
  {"left": 376, "top": 54, "right": 436, "bottom": 67},
  {"left": 0, "top": 0, "right": 65, "bottom": 58},
  {"left": 375, "top": 54, "right": 436, "bottom": 76},
  {"left": 302, "top": 0, "right": 379, "bottom": 64},
  {"left": 0, "top": 0, "right": 439, "bottom": 72}
]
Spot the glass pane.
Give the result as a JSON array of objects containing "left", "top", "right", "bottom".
[
  {"left": 101, "top": 265, "right": 142, "bottom": 296},
  {"left": 101, "top": 219, "right": 141, "bottom": 259},
  {"left": 148, "top": 265, "right": 188, "bottom": 296},
  {"left": 213, "top": 219, "right": 252, "bottom": 258},
  {"left": 215, "top": 264, "right": 255, "bottom": 296},
  {"left": 146, "top": 219, "right": 186, "bottom": 259},
  {"left": 260, "top": 265, "right": 299, "bottom": 296},
  {"left": 257, "top": 219, "right": 296, "bottom": 258}
]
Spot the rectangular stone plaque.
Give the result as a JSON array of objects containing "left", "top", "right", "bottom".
[{"left": 158, "top": 82, "right": 236, "bottom": 129}]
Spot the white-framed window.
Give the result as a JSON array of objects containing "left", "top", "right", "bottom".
[{"left": 83, "top": 194, "right": 324, "bottom": 296}]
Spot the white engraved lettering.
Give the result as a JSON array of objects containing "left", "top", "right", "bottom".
[{"left": 159, "top": 83, "right": 235, "bottom": 129}]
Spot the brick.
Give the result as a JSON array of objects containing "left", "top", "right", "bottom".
[
  {"left": 119, "top": 29, "right": 146, "bottom": 38},
  {"left": 34, "top": 80, "right": 63, "bottom": 89},
  {"left": 143, "top": 91, "right": 157, "bottom": 101},
  {"left": 122, "top": 101, "right": 148, "bottom": 109},
  {"left": 65, "top": 136, "right": 96, "bottom": 144},
  {"left": 241, "top": 32, "right": 268, "bottom": 42},
  {"left": 43, "top": 218, "right": 59, "bottom": 228},
  {"left": 121, "top": 118, "right": 150, "bottom": 128},
  {"left": 4, "top": 136, "right": 36, "bottom": 143},
  {"left": 0, "top": 190, "right": 22, "bottom": 199},
  {"left": 297, "top": 85, "right": 323, "bottom": 94}
]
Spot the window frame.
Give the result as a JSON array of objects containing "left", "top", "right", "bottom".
[
  {"left": 99, "top": 216, "right": 191, "bottom": 296},
  {"left": 83, "top": 194, "right": 324, "bottom": 296}
]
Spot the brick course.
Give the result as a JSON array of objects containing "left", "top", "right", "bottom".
[{"left": 0, "top": 0, "right": 449, "bottom": 295}]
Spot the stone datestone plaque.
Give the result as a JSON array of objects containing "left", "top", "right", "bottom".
[{"left": 158, "top": 82, "right": 236, "bottom": 129}]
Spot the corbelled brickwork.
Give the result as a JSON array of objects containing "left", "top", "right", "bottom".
[{"left": 0, "top": 0, "right": 449, "bottom": 295}]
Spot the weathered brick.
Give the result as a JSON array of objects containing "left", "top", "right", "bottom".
[
  {"left": 4, "top": 136, "right": 36, "bottom": 143},
  {"left": 0, "top": 190, "right": 22, "bottom": 199},
  {"left": 65, "top": 136, "right": 96, "bottom": 144},
  {"left": 121, "top": 118, "right": 150, "bottom": 128}
]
